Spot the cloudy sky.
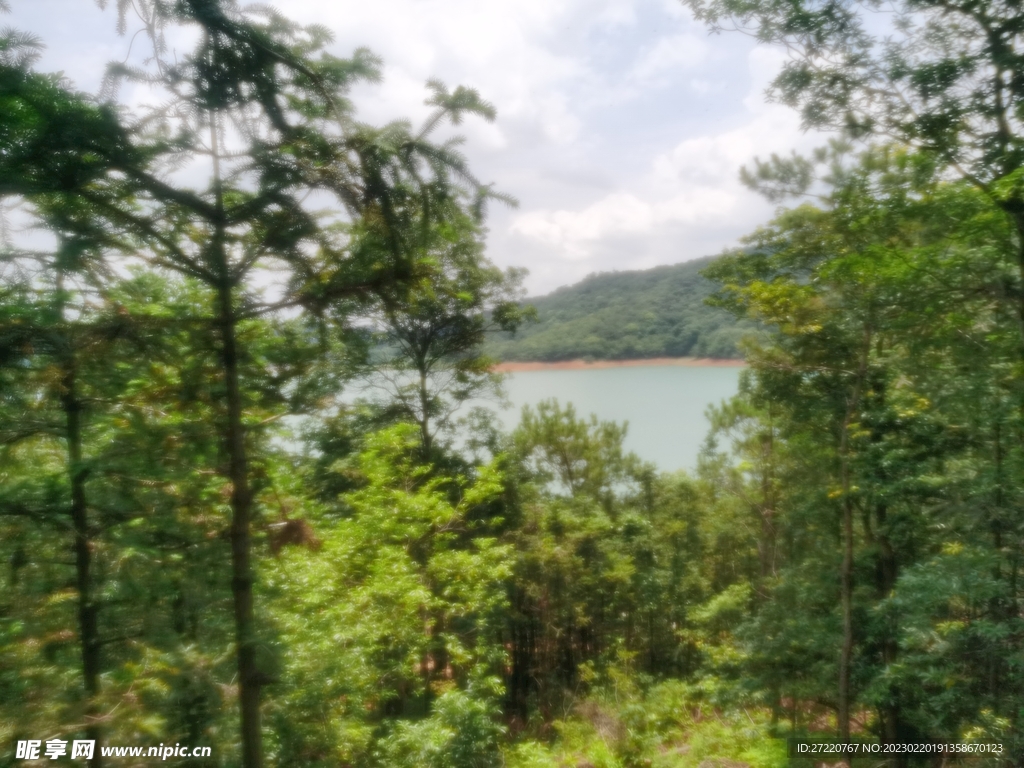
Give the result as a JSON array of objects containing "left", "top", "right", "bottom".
[{"left": 7, "top": 0, "right": 821, "bottom": 295}]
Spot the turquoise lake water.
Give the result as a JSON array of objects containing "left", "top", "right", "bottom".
[{"left": 491, "top": 365, "right": 744, "bottom": 472}]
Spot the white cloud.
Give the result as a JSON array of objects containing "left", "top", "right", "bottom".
[
  {"left": 288, "top": 0, "right": 592, "bottom": 138},
  {"left": 513, "top": 194, "right": 656, "bottom": 258},
  {"left": 630, "top": 33, "right": 710, "bottom": 84},
  {"left": 652, "top": 108, "right": 806, "bottom": 188},
  {"left": 512, "top": 187, "right": 736, "bottom": 260},
  {"left": 506, "top": 44, "right": 815, "bottom": 281},
  {"left": 6, "top": 0, "right": 826, "bottom": 294}
]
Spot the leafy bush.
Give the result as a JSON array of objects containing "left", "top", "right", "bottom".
[
  {"left": 503, "top": 677, "right": 786, "bottom": 768},
  {"left": 379, "top": 685, "right": 505, "bottom": 768}
]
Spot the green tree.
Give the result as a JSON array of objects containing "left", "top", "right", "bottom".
[
  {"left": 515, "top": 400, "right": 647, "bottom": 505},
  {"left": 85, "top": 3, "right": 505, "bottom": 762},
  {"left": 703, "top": 144, "right": 1024, "bottom": 749},
  {"left": 0, "top": 257, "right": 112, "bottom": 764},
  {"left": 0, "top": 27, "right": 149, "bottom": 759},
  {"left": 681, "top": 0, "right": 1024, "bottom": 332},
  {"left": 503, "top": 401, "right": 685, "bottom": 717},
  {"left": 358, "top": 206, "right": 531, "bottom": 458},
  {"left": 265, "top": 424, "right": 512, "bottom": 765}
]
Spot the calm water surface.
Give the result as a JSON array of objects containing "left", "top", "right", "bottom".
[{"left": 491, "top": 365, "right": 743, "bottom": 472}]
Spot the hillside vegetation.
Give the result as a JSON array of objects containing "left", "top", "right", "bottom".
[{"left": 487, "top": 257, "right": 751, "bottom": 361}]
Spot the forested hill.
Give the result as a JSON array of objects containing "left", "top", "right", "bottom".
[{"left": 487, "top": 256, "right": 750, "bottom": 361}]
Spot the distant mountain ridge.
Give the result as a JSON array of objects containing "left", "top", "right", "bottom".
[{"left": 487, "top": 256, "right": 750, "bottom": 362}]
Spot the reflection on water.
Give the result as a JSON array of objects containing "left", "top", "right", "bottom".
[{"left": 489, "top": 365, "right": 743, "bottom": 472}]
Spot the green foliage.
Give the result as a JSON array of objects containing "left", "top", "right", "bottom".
[
  {"left": 681, "top": 0, "right": 1024, "bottom": 203},
  {"left": 0, "top": 2, "right": 519, "bottom": 763},
  {"left": 264, "top": 425, "right": 511, "bottom": 765},
  {"left": 699, "top": 142, "right": 1024, "bottom": 751},
  {"left": 355, "top": 206, "right": 529, "bottom": 456},
  {"left": 504, "top": 679, "right": 786, "bottom": 768},
  {"left": 4, "top": 2, "right": 1024, "bottom": 766},
  {"left": 502, "top": 401, "right": 715, "bottom": 723},
  {"left": 516, "top": 399, "right": 649, "bottom": 500},
  {"left": 486, "top": 258, "right": 752, "bottom": 362},
  {"left": 378, "top": 685, "right": 505, "bottom": 768}
]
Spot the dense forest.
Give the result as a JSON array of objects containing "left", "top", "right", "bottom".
[
  {"left": 1, "top": 1, "right": 1023, "bottom": 767},
  {"left": 484, "top": 258, "right": 750, "bottom": 362}
]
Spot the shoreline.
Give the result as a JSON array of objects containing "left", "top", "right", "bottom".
[{"left": 492, "top": 357, "right": 746, "bottom": 373}]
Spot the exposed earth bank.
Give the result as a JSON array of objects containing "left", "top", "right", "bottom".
[{"left": 492, "top": 357, "right": 746, "bottom": 372}]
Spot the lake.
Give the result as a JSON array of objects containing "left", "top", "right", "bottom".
[{"left": 490, "top": 364, "right": 743, "bottom": 472}]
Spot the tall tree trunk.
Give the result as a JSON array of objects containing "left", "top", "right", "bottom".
[
  {"left": 867, "top": 375, "right": 902, "bottom": 753},
  {"left": 992, "top": 204, "right": 1024, "bottom": 739},
  {"left": 758, "top": 408, "right": 777, "bottom": 584},
  {"left": 988, "top": 418, "right": 1008, "bottom": 704},
  {"left": 875, "top": 502, "right": 900, "bottom": 747},
  {"left": 210, "top": 114, "right": 262, "bottom": 768},
  {"left": 838, "top": 491, "right": 854, "bottom": 747},
  {"left": 838, "top": 326, "right": 871, "bottom": 754},
  {"left": 419, "top": 367, "right": 432, "bottom": 457},
  {"left": 62, "top": 360, "right": 104, "bottom": 768},
  {"left": 1008, "top": 210, "right": 1024, "bottom": 343},
  {"left": 217, "top": 278, "right": 262, "bottom": 768}
]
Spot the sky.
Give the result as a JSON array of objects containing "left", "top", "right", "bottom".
[{"left": 6, "top": 0, "right": 822, "bottom": 295}]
